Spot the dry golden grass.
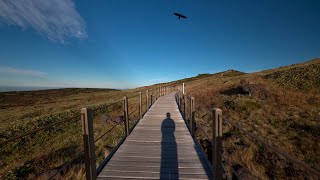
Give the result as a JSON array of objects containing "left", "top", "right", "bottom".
[
  {"left": 183, "top": 58, "right": 320, "bottom": 179},
  {"left": 0, "top": 86, "right": 160, "bottom": 179},
  {"left": 1, "top": 58, "right": 319, "bottom": 179}
]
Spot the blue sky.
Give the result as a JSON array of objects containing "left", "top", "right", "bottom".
[{"left": 0, "top": 0, "right": 319, "bottom": 89}]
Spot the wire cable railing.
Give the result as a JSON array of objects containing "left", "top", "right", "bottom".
[
  {"left": 94, "top": 121, "right": 122, "bottom": 143},
  {"left": 196, "top": 120, "right": 239, "bottom": 179},
  {"left": 129, "top": 106, "right": 139, "bottom": 117},
  {"left": 82, "top": 85, "right": 175, "bottom": 178},
  {"left": 1, "top": 85, "right": 174, "bottom": 179}
]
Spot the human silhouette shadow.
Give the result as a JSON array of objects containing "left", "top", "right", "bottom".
[{"left": 160, "top": 112, "right": 179, "bottom": 180}]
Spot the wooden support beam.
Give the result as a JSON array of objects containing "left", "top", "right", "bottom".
[
  {"left": 139, "top": 92, "right": 142, "bottom": 119},
  {"left": 190, "top": 97, "right": 195, "bottom": 137},
  {"left": 123, "top": 97, "right": 129, "bottom": 136},
  {"left": 212, "top": 108, "right": 223, "bottom": 180},
  {"left": 183, "top": 94, "right": 186, "bottom": 120},
  {"left": 183, "top": 83, "right": 185, "bottom": 94},
  {"left": 81, "top": 108, "right": 97, "bottom": 180},
  {"left": 146, "top": 90, "right": 149, "bottom": 110}
]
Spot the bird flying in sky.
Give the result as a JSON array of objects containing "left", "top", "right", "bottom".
[{"left": 174, "top": 12, "right": 187, "bottom": 19}]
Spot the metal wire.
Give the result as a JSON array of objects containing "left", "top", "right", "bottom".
[
  {"left": 128, "top": 93, "right": 140, "bottom": 99},
  {"left": 48, "top": 150, "right": 84, "bottom": 179},
  {"left": 141, "top": 101, "right": 147, "bottom": 107},
  {"left": 197, "top": 122, "right": 212, "bottom": 142},
  {"left": 224, "top": 118, "right": 320, "bottom": 177},
  {"left": 0, "top": 116, "right": 78, "bottom": 146},
  {"left": 97, "top": 99, "right": 123, "bottom": 109},
  {"left": 94, "top": 122, "right": 121, "bottom": 143},
  {"left": 221, "top": 160, "right": 232, "bottom": 180},
  {"left": 129, "top": 106, "right": 139, "bottom": 117},
  {"left": 219, "top": 151, "right": 240, "bottom": 179}
]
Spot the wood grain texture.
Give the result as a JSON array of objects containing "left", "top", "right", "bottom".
[{"left": 97, "top": 92, "right": 212, "bottom": 180}]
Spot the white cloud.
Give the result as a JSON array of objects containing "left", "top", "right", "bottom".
[
  {"left": 0, "top": 0, "right": 87, "bottom": 43},
  {"left": 0, "top": 66, "right": 47, "bottom": 77}
]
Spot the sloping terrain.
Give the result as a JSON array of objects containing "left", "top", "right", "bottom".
[
  {"left": 0, "top": 58, "right": 319, "bottom": 179},
  {"left": 182, "top": 58, "right": 320, "bottom": 179}
]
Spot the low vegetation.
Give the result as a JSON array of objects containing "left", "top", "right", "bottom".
[
  {"left": 0, "top": 58, "right": 319, "bottom": 179},
  {"left": 0, "top": 87, "right": 155, "bottom": 179},
  {"left": 184, "top": 58, "right": 320, "bottom": 179}
]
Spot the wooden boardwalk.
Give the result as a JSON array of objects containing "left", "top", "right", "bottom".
[{"left": 98, "top": 92, "right": 212, "bottom": 179}]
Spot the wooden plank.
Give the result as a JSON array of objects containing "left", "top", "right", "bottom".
[
  {"left": 99, "top": 171, "right": 211, "bottom": 179},
  {"left": 97, "top": 92, "right": 212, "bottom": 180}
]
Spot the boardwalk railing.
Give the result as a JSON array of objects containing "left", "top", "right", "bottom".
[
  {"left": 175, "top": 90, "right": 223, "bottom": 180},
  {"left": 2, "top": 82, "right": 319, "bottom": 180},
  {"left": 81, "top": 85, "right": 176, "bottom": 179},
  {"left": 175, "top": 84, "right": 320, "bottom": 180},
  {"left": 0, "top": 85, "right": 174, "bottom": 179}
]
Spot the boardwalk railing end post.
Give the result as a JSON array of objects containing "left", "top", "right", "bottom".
[
  {"left": 212, "top": 108, "right": 223, "bottom": 180},
  {"left": 81, "top": 107, "right": 97, "bottom": 180}
]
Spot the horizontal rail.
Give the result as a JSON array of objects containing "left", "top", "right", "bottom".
[
  {"left": 94, "top": 99, "right": 123, "bottom": 111},
  {"left": 224, "top": 118, "right": 320, "bottom": 177},
  {"left": 129, "top": 106, "right": 139, "bottom": 117},
  {"left": 197, "top": 122, "right": 211, "bottom": 141},
  {"left": 128, "top": 93, "right": 140, "bottom": 99},
  {"left": 94, "top": 122, "right": 122, "bottom": 143},
  {"left": 219, "top": 151, "right": 239, "bottom": 179},
  {"left": 49, "top": 150, "right": 84, "bottom": 179}
]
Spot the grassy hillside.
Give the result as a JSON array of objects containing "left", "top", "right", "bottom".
[
  {"left": 1, "top": 58, "right": 319, "bottom": 179},
  {"left": 0, "top": 86, "right": 170, "bottom": 179},
  {"left": 182, "top": 58, "right": 320, "bottom": 179}
]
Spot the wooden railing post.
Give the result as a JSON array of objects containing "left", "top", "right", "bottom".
[
  {"left": 150, "top": 94, "right": 153, "bottom": 107},
  {"left": 183, "top": 83, "right": 185, "bottom": 94},
  {"left": 183, "top": 94, "right": 186, "bottom": 120},
  {"left": 146, "top": 90, "right": 149, "bottom": 110},
  {"left": 139, "top": 92, "right": 142, "bottom": 119},
  {"left": 81, "top": 108, "right": 97, "bottom": 180},
  {"left": 179, "top": 93, "right": 182, "bottom": 111},
  {"left": 212, "top": 108, "right": 223, "bottom": 180},
  {"left": 190, "top": 97, "right": 195, "bottom": 137},
  {"left": 123, "top": 97, "right": 129, "bottom": 136}
]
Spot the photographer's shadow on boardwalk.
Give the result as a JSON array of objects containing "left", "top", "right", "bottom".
[
  {"left": 160, "top": 112, "right": 179, "bottom": 179},
  {"left": 97, "top": 92, "right": 212, "bottom": 179}
]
